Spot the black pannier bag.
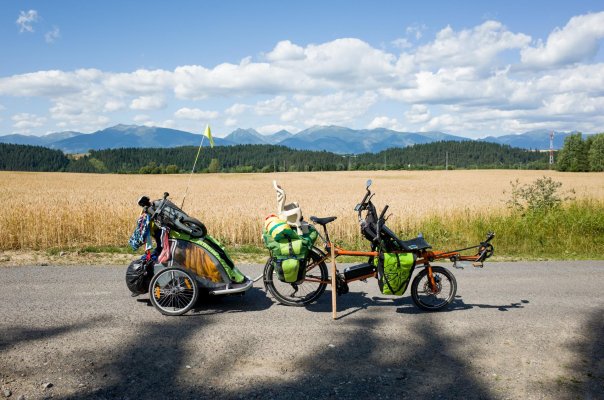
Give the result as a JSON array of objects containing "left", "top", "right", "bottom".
[{"left": 125, "top": 259, "right": 153, "bottom": 295}]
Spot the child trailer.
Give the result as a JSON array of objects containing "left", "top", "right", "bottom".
[{"left": 127, "top": 192, "right": 254, "bottom": 316}]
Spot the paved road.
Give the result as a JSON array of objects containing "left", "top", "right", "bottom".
[{"left": 1, "top": 261, "right": 603, "bottom": 400}]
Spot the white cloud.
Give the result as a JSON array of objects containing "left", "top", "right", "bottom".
[
  {"left": 521, "top": 11, "right": 604, "bottom": 68},
  {"left": 368, "top": 116, "right": 404, "bottom": 131},
  {"left": 2, "top": 11, "right": 604, "bottom": 136},
  {"left": 225, "top": 103, "right": 249, "bottom": 116},
  {"left": 103, "top": 100, "right": 126, "bottom": 112},
  {"left": 256, "top": 124, "right": 299, "bottom": 134},
  {"left": 391, "top": 38, "right": 413, "bottom": 49},
  {"left": 405, "top": 105, "right": 431, "bottom": 124},
  {"left": 12, "top": 113, "right": 46, "bottom": 132},
  {"left": 293, "top": 91, "right": 378, "bottom": 126},
  {"left": 130, "top": 95, "right": 166, "bottom": 110},
  {"left": 174, "top": 107, "right": 219, "bottom": 120},
  {"left": 133, "top": 114, "right": 151, "bottom": 123},
  {"left": 412, "top": 20, "right": 530, "bottom": 72},
  {"left": 265, "top": 40, "right": 305, "bottom": 62},
  {"left": 224, "top": 118, "right": 237, "bottom": 127},
  {"left": 45, "top": 26, "right": 60, "bottom": 43},
  {"left": 16, "top": 10, "right": 38, "bottom": 33}
]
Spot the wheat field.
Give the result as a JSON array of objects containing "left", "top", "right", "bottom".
[{"left": 1, "top": 170, "right": 603, "bottom": 251}]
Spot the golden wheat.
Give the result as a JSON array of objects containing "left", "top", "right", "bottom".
[{"left": 1, "top": 170, "right": 603, "bottom": 251}]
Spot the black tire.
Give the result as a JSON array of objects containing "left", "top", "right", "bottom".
[
  {"left": 411, "top": 266, "right": 457, "bottom": 311},
  {"left": 175, "top": 216, "right": 207, "bottom": 238},
  {"left": 264, "top": 248, "right": 328, "bottom": 306},
  {"left": 149, "top": 267, "right": 199, "bottom": 316}
]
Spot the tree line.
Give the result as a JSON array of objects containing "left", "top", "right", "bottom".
[
  {"left": 556, "top": 133, "right": 604, "bottom": 172},
  {"left": 0, "top": 141, "right": 550, "bottom": 173}
]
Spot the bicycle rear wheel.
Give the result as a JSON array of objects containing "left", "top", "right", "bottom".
[
  {"left": 264, "top": 248, "right": 328, "bottom": 306},
  {"left": 411, "top": 266, "right": 457, "bottom": 311},
  {"left": 149, "top": 267, "right": 199, "bottom": 316}
]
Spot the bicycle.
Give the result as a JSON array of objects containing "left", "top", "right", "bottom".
[{"left": 263, "top": 180, "right": 495, "bottom": 315}]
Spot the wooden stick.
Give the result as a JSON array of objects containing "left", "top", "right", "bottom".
[{"left": 330, "top": 244, "right": 337, "bottom": 320}]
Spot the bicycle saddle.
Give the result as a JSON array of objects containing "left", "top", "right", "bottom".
[
  {"left": 397, "top": 236, "right": 432, "bottom": 251},
  {"left": 310, "top": 216, "right": 337, "bottom": 226}
]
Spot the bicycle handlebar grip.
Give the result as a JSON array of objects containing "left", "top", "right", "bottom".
[
  {"left": 163, "top": 192, "right": 169, "bottom": 199},
  {"left": 379, "top": 204, "right": 389, "bottom": 220}
]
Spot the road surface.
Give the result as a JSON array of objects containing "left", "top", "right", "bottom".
[{"left": 1, "top": 261, "right": 603, "bottom": 399}]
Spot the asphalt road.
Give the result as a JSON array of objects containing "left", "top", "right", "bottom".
[{"left": 1, "top": 261, "right": 603, "bottom": 400}]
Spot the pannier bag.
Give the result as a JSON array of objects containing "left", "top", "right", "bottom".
[
  {"left": 375, "top": 252, "right": 415, "bottom": 295},
  {"left": 264, "top": 215, "right": 298, "bottom": 242},
  {"left": 263, "top": 217, "right": 318, "bottom": 283},
  {"left": 125, "top": 258, "right": 153, "bottom": 295}
]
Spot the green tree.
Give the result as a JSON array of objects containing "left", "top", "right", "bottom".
[
  {"left": 588, "top": 133, "right": 604, "bottom": 172},
  {"left": 557, "top": 133, "right": 589, "bottom": 172},
  {"left": 208, "top": 158, "right": 221, "bottom": 173},
  {"left": 165, "top": 164, "right": 179, "bottom": 174}
]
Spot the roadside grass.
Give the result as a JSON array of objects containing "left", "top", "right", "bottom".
[{"left": 19, "top": 198, "right": 603, "bottom": 265}]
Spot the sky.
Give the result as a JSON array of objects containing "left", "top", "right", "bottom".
[{"left": 1, "top": 0, "right": 604, "bottom": 138}]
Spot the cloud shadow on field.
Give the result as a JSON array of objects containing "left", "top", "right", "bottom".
[
  {"left": 302, "top": 288, "right": 529, "bottom": 318},
  {"left": 0, "top": 315, "right": 111, "bottom": 351},
  {"left": 51, "top": 296, "right": 498, "bottom": 400},
  {"left": 190, "top": 287, "right": 273, "bottom": 315},
  {"left": 227, "top": 315, "right": 495, "bottom": 400},
  {"left": 537, "top": 308, "right": 604, "bottom": 399}
]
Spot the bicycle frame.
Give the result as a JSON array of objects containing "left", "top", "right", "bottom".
[{"left": 306, "top": 231, "right": 490, "bottom": 287}]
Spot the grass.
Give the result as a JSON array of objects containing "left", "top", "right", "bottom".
[{"left": 1, "top": 170, "right": 603, "bottom": 261}]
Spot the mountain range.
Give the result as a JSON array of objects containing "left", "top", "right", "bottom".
[{"left": 0, "top": 124, "right": 581, "bottom": 154}]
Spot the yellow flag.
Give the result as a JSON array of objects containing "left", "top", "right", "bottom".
[{"left": 204, "top": 124, "right": 215, "bottom": 148}]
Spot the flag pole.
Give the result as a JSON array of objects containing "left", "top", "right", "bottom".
[
  {"left": 331, "top": 244, "right": 337, "bottom": 319},
  {"left": 180, "top": 131, "right": 206, "bottom": 209}
]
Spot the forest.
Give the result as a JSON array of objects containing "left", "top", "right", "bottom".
[{"left": 0, "top": 140, "right": 552, "bottom": 173}]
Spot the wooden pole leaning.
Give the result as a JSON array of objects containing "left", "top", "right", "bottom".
[{"left": 330, "top": 244, "right": 337, "bottom": 319}]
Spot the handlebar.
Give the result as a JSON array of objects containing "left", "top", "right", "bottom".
[{"left": 379, "top": 204, "right": 389, "bottom": 221}]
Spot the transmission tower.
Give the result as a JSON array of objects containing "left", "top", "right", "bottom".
[{"left": 549, "top": 131, "right": 554, "bottom": 167}]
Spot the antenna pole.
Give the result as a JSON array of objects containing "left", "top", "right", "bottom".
[
  {"left": 181, "top": 134, "right": 205, "bottom": 209},
  {"left": 549, "top": 131, "right": 554, "bottom": 168}
]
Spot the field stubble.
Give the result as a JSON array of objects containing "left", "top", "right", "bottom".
[{"left": 1, "top": 170, "right": 603, "bottom": 259}]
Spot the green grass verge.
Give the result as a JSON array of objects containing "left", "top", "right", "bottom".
[{"left": 49, "top": 199, "right": 604, "bottom": 262}]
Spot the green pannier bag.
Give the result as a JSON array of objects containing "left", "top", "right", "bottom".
[
  {"left": 263, "top": 224, "right": 318, "bottom": 283},
  {"left": 375, "top": 252, "right": 415, "bottom": 295}
]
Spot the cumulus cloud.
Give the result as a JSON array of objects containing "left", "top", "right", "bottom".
[
  {"left": 174, "top": 107, "right": 219, "bottom": 120},
  {"left": 412, "top": 20, "right": 531, "bottom": 72},
  {"left": 130, "top": 95, "right": 166, "bottom": 110},
  {"left": 16, "top": 10, "right": 38, "bottom": 33},
  {"left": 2, "top": 11, "right": 604, "bottom": 136},
  {"left": 521, "top": 11, "right": 604, "bottom": 68},
  {"left": 256, "top": 124, "right": 299, "bottom": 134},
  {"left": 368, "top": 116, "right": 404, "bottom": 131},
  {"left": 12, "top": 113, "right": 46, "bottom": 132},
  {"left": 45, "top": 26, "right": 60, "bottom": 43}
]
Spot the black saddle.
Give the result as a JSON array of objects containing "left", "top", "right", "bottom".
[
  {"left": 396, "top": 236, "right": 432, "bottom": 252},
  {"left": 310, "top": 216, "right": 337, "bottom": 226}
]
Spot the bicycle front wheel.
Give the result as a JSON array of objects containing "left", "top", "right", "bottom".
[
  {"left": 411, "top": 266, "right": 457, "bottom": 311},
  {"left": 149, "top": 267, "right": 199, "bottom": 316},
  {"left": 264, "top": 248, "right": 328, "bottom": 306}
]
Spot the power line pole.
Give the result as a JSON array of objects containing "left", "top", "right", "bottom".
[
  {"left": 549, "top": 131, "right": 554, "bottom": 168},
  {"left": 445, "top": 151, "right": 449, "bottom": 170}
]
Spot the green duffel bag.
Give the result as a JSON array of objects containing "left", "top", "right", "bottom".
[
  {"left": 375, "top": 252, "right": 415, "bottom": 295},
  {"left": 262, "top": 224, "right": 318, "bottom": 283}
]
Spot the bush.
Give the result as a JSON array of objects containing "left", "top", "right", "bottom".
[{"left": 505, "top": 176, "right": 574, "bottom": 214}]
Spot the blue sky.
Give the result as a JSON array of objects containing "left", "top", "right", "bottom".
[{"left": 1, "top": 0, "right": 604, "bottom": 138}]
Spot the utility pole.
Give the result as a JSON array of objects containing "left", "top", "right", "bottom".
[
  {"left": 445, "top": 151, "right": 449, "bottom": 170},
  {"left": 549, "top": 131, "right": 554, "bottom": 168}
]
